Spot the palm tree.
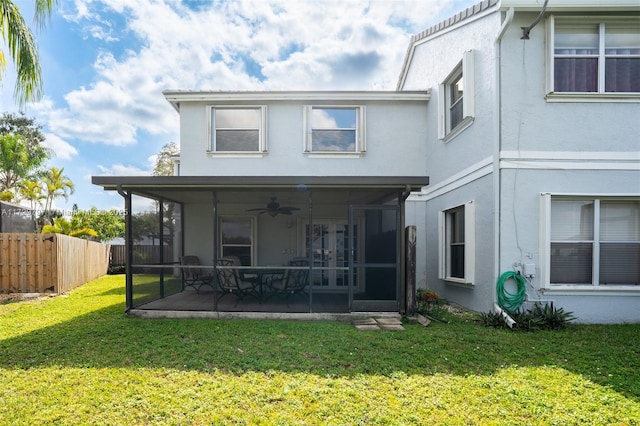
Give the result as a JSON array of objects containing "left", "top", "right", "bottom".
[
  {"left": 18, "top": 179, "right": 44, "bottom": 209},
  {"left": 0, "top": 0, "right": 58, "bottom": 106},
  {"left": 41, "top": 216, "right": 98, "bottom": 239},
  {"left": 19, "top": 178, "right": 44, "bottom": 229},
  {"left": 42, "top": 166, "right": 73, "bottom": 213}
]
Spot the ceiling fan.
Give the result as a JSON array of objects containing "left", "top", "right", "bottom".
[{"left": 246, "top": 197, "right": 300, "bottom": 217}]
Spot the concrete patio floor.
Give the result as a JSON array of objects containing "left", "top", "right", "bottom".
[
  {"left": 135, "top": 286, "right": 350, "bottom": 313},
  {"left": 129, "top": 287, "right": 402, "bottom": 322}
]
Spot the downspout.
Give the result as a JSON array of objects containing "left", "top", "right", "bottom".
[
  {"left": 117, "top": 184, "right": 133, "bottom": 312},
  {"left": 493, "top": 7, "right": 515, "bottom": 327},
  {"left": 521, "top": 0, "right": 549, "bottom": 40}
]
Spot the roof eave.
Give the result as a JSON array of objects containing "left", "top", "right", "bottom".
[
  {"left": 500, "top": 0, "right": 640, "bottom": 12},
  {"left": 162, "top": 91, "right": 430, "bottom": 110},
  {"left": 92, "top": 175, "right": 429, "bottom": 192}
]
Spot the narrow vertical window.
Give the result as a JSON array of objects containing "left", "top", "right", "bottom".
[
  {"left": 439, "top": 201, "right": 475, "bottom": 284},
  {"left": 438, "top": 50, "right": 474, "bottom": 139},
  {"left": 447, "top": 206, "right": 465, "bottom": 279},
  {"left": 449, "top": 73, "right": 464, "bottom": 130}
]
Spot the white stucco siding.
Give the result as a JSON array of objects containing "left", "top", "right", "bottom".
[
  {"left": 178, "top": 103, "right": 208, "bottom": 174},
  {"left": 401, "top": 10, "right": 501, "bottom": 314},
  {"left": 422, "top": 174, "right": 495, "bottom": 314},
  {"left": 499, "top": 13, "right": 640, "bottom": 154},
  {"left": 498, "top": 168, "right": 640, "bottom": 271},
  {"left": 183, "top": 201, "right": 214, "bottom": 263},
  {"left": 402, "top": 6, "right": 639, "bottom": 322},
  {"left": 498, "top": 168, "right": 640, "bottom": 324},
  {"left": 401, "top": 11, "right": 500, "bottom": 187},
  {"left": 177, "top": 100, "right": 428, "bottom": 177}
]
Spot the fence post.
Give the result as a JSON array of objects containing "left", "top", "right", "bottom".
[{"left": 405, "top": 226, "right": 417, "bottom": 315}]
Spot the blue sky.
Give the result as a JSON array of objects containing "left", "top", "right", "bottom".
[{"left": 2, "top": 0, "right": 478, "bottom": 213}]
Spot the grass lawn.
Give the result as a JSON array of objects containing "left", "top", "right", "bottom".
[{"left": 0, "top": 275, "right": 639, "bottom": 425}]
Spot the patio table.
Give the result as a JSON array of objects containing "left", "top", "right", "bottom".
[{"left": 235, "top": 266, "right": 286, "bottom": 302}]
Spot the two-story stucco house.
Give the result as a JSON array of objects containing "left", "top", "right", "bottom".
[
  {"left": 93, "top": 0, "right": 639, "bottom": 323},
  {"left": 93, "top": 92, "right": 429, "bottom": 315},
  {"left": 400, "top": 0, "right": 639, "bottom": 323}
]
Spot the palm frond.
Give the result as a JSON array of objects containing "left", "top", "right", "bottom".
[
  {"left": 0, "top": 0, "right": 43, "bottom": 106},
  {"left": 33, "top": 0, "right": 57, "bottom": 30}
]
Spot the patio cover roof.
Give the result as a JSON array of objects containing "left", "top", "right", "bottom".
[{"left": 92, "top": 175, "right": 429, "bottom": 204}]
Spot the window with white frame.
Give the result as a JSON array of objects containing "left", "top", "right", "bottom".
[
  {"left": 304, "top": 106, "right": 365, "bottom": 153},
  {"left": 210, "top": 107, "right": 266, "bottom": 153},
  {"left": 549, "top": 16, "right": 640, "bottom": 94},
  {"left": 439, "top": 201, "right": 475, "bottom": 284},
  {"left": 542, "top": 196, "right": 639, "bottom": 286},
  {"left": 438, "top": 50, "right": 475, "bottom": 140},
  {"left": 219, "top": 217, "right": 256, "bottom": 266}
]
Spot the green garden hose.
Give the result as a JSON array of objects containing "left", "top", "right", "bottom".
[{"left": 496, "top": 271, "right": 527, "bottom": 313}]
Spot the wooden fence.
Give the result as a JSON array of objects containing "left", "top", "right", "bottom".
[
  {"left": 109, "top": 245, "right": 174, "bottom": 266},
  {"left": 0, "top": 233, "right": 110, "bottom": 294}
]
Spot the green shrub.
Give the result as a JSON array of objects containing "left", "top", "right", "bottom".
[
  {"left": 529, "top": 302, "right": 576, "bottom": 330},
  {"left": 479, "top": 303, "right": 575, "bottom": 331},
  {"left": 478, "top": 310, "right": 508, "bottom": 328}
]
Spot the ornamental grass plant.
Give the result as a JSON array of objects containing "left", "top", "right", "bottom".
[{"left": 1, "top": 275, "right": 639, "bottom": 425}]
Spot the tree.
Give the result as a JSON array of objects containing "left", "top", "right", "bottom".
[
  {"left": 153, "top": 142, "right": 179, "bottom": 176},
  {"left": 42, "top": 166, "right": 73, "bottom": 213},
  {"left": 18, "top": 179, "right": 44, "bottom": 210},
  {"left": 0, "top": 0, "right": 58, "bottom": 106},
  {"left": 42, "top": 216, "right": 98, "bottom": 239},
  {"left": 71, "top": 207, "right": 125, "bottom": 242},
  {"left": 0, "top": 112, "right": 47, "bottom": 155},
  {"left": 151, "top": 142, "right": 180, "bottom": 245},
  {"left": 131, "top": 211, "right": 159, "bottom": 243},
  {"left": 0, "top": 133, "right": 47, "bottom": 194},
  {"left": 19, "top": 178, "right": 44, "bottom": 228},
  {"left": 0, "top": 113, "right": 50, "bottom": 198}
]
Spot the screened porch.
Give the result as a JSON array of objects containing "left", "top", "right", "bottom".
[{"left": 92, "top": 176, "right": 427, "bottom": 314}]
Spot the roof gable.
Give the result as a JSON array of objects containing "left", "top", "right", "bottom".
[{"left": 396, "top": 0, "right": 498, "bottom": 90}]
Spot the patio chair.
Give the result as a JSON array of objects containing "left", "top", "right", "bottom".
[
  {"left": 269, "top": 257, "right": 310, "bottom": 306},
  {"left": 215, "top": 257, "right": 258, "bottom": 306},
  {"left": 224, "top": 255, "right": 258, "bottom": 285},
  {"left": 179, "top": 256, "right": 215, "bottom": 293}
]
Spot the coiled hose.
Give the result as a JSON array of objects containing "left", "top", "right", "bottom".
[{"left": 496, "top": 271, "right": 526, "bottom": 313}]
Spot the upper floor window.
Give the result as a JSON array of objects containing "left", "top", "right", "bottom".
[
  {"left": 541, "top": 195, "right": 639, "bottom": 288},
  {"left": 304, "top": 106, "right": 365, "bottom": 154},
  {"left": 449, "top": 73, "right": 464, "bottom": 130},
  {"left": 438, "top": 50, "right": 475, "bottom": 140},
  {"left": 549, "top": 16, "right": 640, "bottom": 95},
  {"left": 210, "top": 106, "right": 267, "bottom": 153}
]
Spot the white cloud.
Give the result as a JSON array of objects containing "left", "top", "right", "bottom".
[
  {"left": 41, "top": 0, "right": 460, "bottom": 147},
  {"left": 96, "top": 163, "right": 150, "bottom": 176},
  {"left": 43, "top": 133, "right": 78, "bottom": 160}
]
